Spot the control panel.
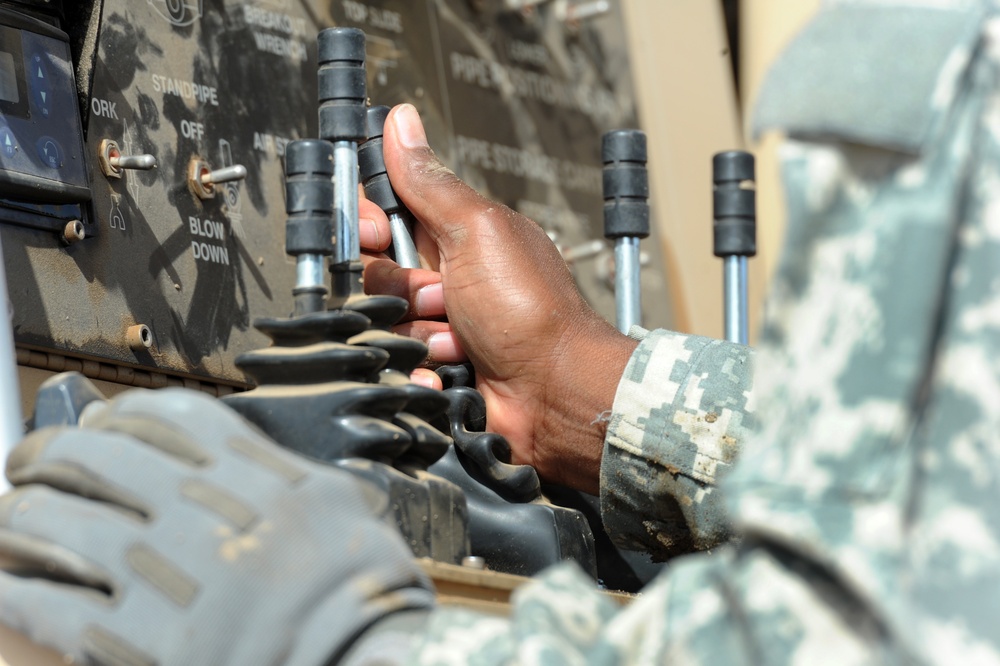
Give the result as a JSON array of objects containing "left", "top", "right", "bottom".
[
  {"left": 0, "top": 8, "right": 88, "bottom": 243},
  {"left": 2, "top": 0, "right": 673, "bottom": 388}
]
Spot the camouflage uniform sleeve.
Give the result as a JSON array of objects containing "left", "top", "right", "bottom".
[{"left": 599, "top": 329, "right": 755, "bottom": 558}]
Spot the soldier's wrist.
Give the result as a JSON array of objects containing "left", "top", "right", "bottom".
[{"left": 534, "top": 315, "right": 638, "bottom": 494}]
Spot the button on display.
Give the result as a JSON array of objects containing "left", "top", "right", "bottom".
[
  {"left": 0, "top": 126, "right": 16, "bottom": 158},
  {"left": 35, "top": 135, "right": 61, "bottom": 168},
  {"left": 30, "top": 53, "right": 50, "bottom": 117}
]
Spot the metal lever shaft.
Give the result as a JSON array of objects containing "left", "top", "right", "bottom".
[
  {"left": 359, "top": 106, "right": 420, "bottom": 269},
  {"left": 602, "top": 129, "right": 649, "bottom": 334},
  {"left": 319, "top": 27, "right": 367, "bottom": 304},
  {"left": 110, "top": 154, "right": 157, "bottom": 171},
  {"left": 712, "top": 151, "right": 756, "bottom": 345},
  {"left": 200, "top": 165, "right": 247, "bottom": 186}
]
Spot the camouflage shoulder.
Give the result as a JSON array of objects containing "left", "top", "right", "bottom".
[{"left": 732, "top": 2, "right": 999, "bottom": 658}]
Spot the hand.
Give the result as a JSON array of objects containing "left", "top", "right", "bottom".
[
  {"left": 0, "top": 384, "right": 432, "bottom": 665},
  {"left": 360, "top": 104, "right": 638, "bottom": 494}
]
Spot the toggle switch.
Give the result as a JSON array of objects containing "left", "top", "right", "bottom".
[
  {"left": 505, "top": 0, "right": 552, "bottom": 19},
  {"left": 99, "top": 139, "right": 157, "bottom": 179},
  {"left": 505, "top": 0, "right": 550, "bottom": 10},
  {"left": 555, "top": 0, "right": 611, "bottom": 24},
  {"left": 188, "top": 159, "right": 247, "bottom": 200}
]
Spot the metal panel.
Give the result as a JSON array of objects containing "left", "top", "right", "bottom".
[{"left": 4, "top": 0, "right": 673, "bottom": 386}]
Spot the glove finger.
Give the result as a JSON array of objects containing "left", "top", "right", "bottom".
[
  {"left": 7, "top": 427, "right": 193, "bottom": 520},
  {"left": 0, "top": 570, "right": 105, "bottom": 665},
  {"left": 83, "top": 390, "right": 214, "bottom": 466},
  {"left": 0, "top": 525, "right": 113, "bottom": 595},
  {"left": 17, "top": 392, "right": 328, "bottom": 534},
  {"left": 88, "top": 389, "right": 284, "bottom": 467},
  {"left": 0, "top": 485, "right": 138, "bottom": 591},
  {"left": 95, "top": 389, "right": 317, "bottom": 492},
  {"left": 6, "top": 424, "right": 304, "bottom": 544}
]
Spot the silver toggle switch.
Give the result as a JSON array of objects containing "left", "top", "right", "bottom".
[
  {"left": 200, "top": 165, "right": 248, "bottom": 186},
  {"left": 111, "top": 154, "right": 157, "bottom": 171},
  {"left": 505, "top": 0, "right": 550, "bottom": 10},
  {"left": 188, "top": 159, "right": 247, "bottom": 200},
  {"left": 99, "top": 139, "right": 157, "bottom": 179},
  {"left": 555, "top": 0, "right": 611, "bottom": 23}
]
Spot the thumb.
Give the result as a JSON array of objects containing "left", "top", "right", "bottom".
[{"left": 383, "top": 104, "right": 494, "bottom": 255}]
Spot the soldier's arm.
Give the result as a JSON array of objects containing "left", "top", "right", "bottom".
[
  {"left": 363, "top": 107, "right": 754, "bottom": 562},
  {"left": 601, "top": 328, "right": 754, "bottom": 558},
  {"left": 286, "top": 2, "right": 992, "bottom": 663}
]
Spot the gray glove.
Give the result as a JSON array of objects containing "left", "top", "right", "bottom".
[{"left": 0, "top": 386, "right": 434, "bottom": 665}]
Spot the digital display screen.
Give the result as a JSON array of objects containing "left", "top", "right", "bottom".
[
  {"left": 0, "top": 51, "right": 19, "bottom": 104},
  {"left": 0, "top": 26, "right": 27, "bottom": 119}
]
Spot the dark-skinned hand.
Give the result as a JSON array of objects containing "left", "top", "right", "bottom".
[{"left": 357, "top": 104, "right": 637, "bottom": 495}]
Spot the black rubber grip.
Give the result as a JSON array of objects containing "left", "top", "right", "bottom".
[
  {"left": 285, "top": 139, "right": 334, "bottom": 177},
  {"left": 602, "top": 129, "right": 649, "bottom": 239},
  {"left": 365, "top": 104, "right": 390, "bottom": 141},
  {"left": 712, "top": 151, "right": 756, "bottom": 258},
  {"left": 318, "top": 28, "right": 367, "bottom": 142},
  {"left": 285, "top": 140, "right": 334, "bottom": 256},
  {"left": 358, "top": 105, "right": 406, "bottom": 214}
]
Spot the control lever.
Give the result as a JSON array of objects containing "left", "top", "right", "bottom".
[
  {"left": 359, "top": 106, "right": 420, "bottom": 269},
  {"left": 201, "top": 165, "right": 248, "bottom": 186},
  {"left": 712, "top": 151, "right": 756, "bottom": 345},
  {"left": 188, "top": 159, "right": 247, "bottom": 200},
  {"left": 0, "top": 233, "right": 20, "bottom": 492},
  {"left": 98, "top": 139, "right": 156, "bottom": 179},
  {"left": 285, "top": 139, "right": 335, "bottom": 316},
  {"left": 505, "top": 0, "right": 549, "bottom": 11},
  {"left": 318, "top": 27, "right": 367, "bottom": 306},
  {"left": 602, "top": 129, "right": 649, "bottom": 334},
  {"left": 113, "top": 155, "right": 157, "bottom": 170},
  {"left": 555, "top": 0, "right": 611, "bottom": 23}
]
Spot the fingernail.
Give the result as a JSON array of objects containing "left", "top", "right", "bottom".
[
  {"left": 394, "top": 104, "right": 429, "bottom": 149},
  {"left": 358, "top": 218, "right": 381, "bottom": 249},
  {"left": 409, "top": 371, "right": 440, "bottom": 389},
  {"left": 428, "top": 332, "right": 462, "bottom": 361},
  {"left": 414, "top": 282, "right": 445, "bottom": 316}
]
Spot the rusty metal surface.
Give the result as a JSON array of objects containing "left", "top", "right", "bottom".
[{"left": 4, "top": 0, "right": 673, "bottom": 384}]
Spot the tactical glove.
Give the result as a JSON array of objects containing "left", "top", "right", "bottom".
[{"left": 0, "top": 386, "right": 434, "bottom": 665}]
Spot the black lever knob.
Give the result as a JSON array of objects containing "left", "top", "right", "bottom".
[
  {"left": 359, "top": 105, "right": 405, "bottom": 215},
  {"left": 284, "top": 139, "right": 334, "bottom": 258},
  {"left": 602, "top": 129, "right": 650, "bottom": 240},
  {"left": 318, "top": 27, "right": 367, "bottom": 143},
  {"left": 712, "top": 151, "right": 756, "bottom": 258},
  {"left": 285, "top": 139, "right": 335, "bottom": 315}
]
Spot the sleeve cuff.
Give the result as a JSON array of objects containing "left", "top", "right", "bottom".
[{"left": 600, "top": 329, "right": 755, "bottom": 557}]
